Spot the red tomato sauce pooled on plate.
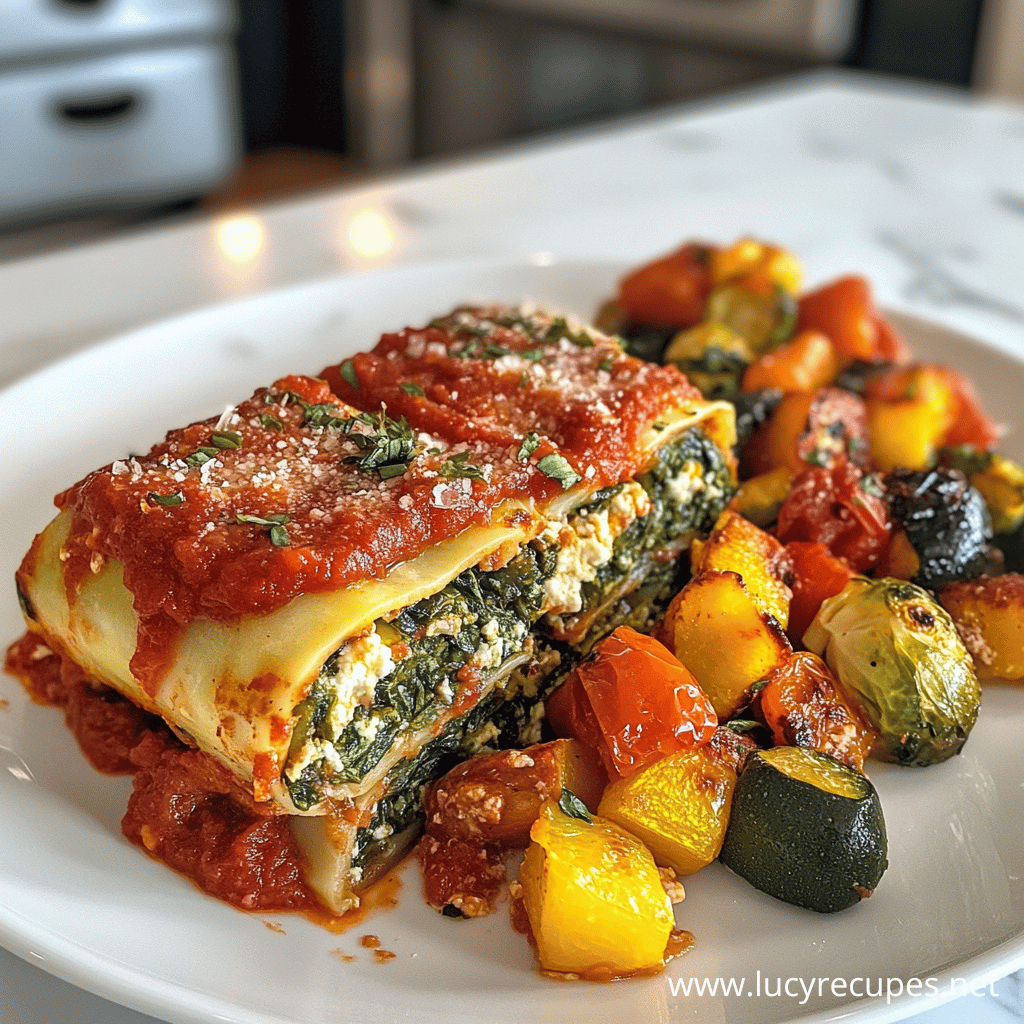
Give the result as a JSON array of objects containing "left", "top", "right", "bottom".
[{"left": 5, "top": 633, "right": 319, "bottom": 913}]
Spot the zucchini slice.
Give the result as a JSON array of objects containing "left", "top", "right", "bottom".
[{"left": 719, "top": 747, "right": 887, "bottom": 913}]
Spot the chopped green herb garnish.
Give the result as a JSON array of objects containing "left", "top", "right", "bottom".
[
  {"left": 184, "top": 446, "right": 219, "bottom": 468},
  {"left": 859, "top": 474, "right": 885, "bottom": 498},
  {"left": 517, "top": 432, "right": 543, "bottom": 462},
  {"left": 598, "top": 355, "right": 614, "bottom": 372},
  {"left": 518, "top": 372, "right": 530, "bottom": 388},
  {"left": 401, "top": 381, "right": 426, "bottom": 397},
  {"left": 345, "top": 406, "right": 417, "bottom": 480},
  {"left": 537, "top": 453, "right": 581, "bottom": 490},
  {"left": 452, "top": 340, "right": 514, "bottom": 360},
  {"left": 210, "top": 431, "right": 242, "bottom": 450},
  {"left": 846, "top": 435, "right": 867, "bottom": 455},
  {"left": 306, "top": 406, "right": 347, "bottom": 429},
  {"left": 557, "top": 787, "right": 591, "bottom": 823},
  {"left": 542, "top": 316, "right": 594, "bottom": 349},
  {"left": 147, "top": 491, "right": 184, "bottom": 507},
  {"left": 235, "top": 512, "right": 290, "bottom": 546},
  {"left": 652, "top": 421, "right": 667, "bottom": 432},
  {"left": 805, "top": 448, "right": 829, "bottom": 467},
  {"left": 519, "top": 346, "right": 548, "bottom": 362},
  {"left": 339, "top": 359, "right": 359, "bottom": 388},
  {"left": 259, "top": 413, "right": 284, "bottom": 431},
  {"left": 439, "top": 451, "right": 486, "bottom": 482},
  {"left": 723, "top": 718, "right": 762, "bottom": 734}
]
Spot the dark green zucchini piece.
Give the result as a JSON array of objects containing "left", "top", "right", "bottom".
[
  {"left": 719, "top": 747, "right": 887, "bottom": 913},
  {"left": 886, "top": 467, "right": 992, "bottom": 589}
]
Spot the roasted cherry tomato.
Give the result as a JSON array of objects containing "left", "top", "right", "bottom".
[
  {"left": 774, "top": 457, "right": 892, "bottom": 573},
  {"left": 545, "top": 626, "right": 717, "bottom": 779},
  {"left": 617, "top": 243, "right": 717, "bottom": 330}
]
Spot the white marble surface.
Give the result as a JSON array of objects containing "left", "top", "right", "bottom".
[{"left": 2, "top": 68, "right": 1024, "bottom": 1024}]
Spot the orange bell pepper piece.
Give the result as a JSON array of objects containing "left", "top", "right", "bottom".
[
  {"left": 784, "top": 540, "right": 856, "bottom": 641},
  {"left": 797, "top": 276, "right": 877, "bottom": 361},
  {"left": 935, "top": 366, "right": 1002, "bottom": 450},
  {"left": 753, "top": 651, "right": 874, "bottom": 772},
  {"left": 618, "top": 242, "right": 717, "bottom": 330},
  {"left": 741, "top": 329, "right": 843, "bottom": 394}
]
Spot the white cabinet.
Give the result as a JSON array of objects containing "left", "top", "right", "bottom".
[
  {"left": 0, "top": 1, "right": 238, "bottom": 223},
  {"left": 0, "top": 0, "right": 233, "bottom": 62}
]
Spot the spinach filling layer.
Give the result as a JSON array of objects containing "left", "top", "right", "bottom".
[
  {"left": 350, "top": 656, "right": 558, "bottom": 877},
  {"left": 285, "top": 547, "right": 553, "bottom": 811},
  {"left": 569, "top": 426, "right": 733, "bottom": 624},
  {"left": 283, "top": 424, "right": 733, "bottom": 812}
]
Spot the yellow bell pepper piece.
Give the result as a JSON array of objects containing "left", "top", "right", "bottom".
[
  {"left": 598, "top": 748, "right": 736, "bottom": 875},
  {"left": 971, "top": 453, "right": 1024, "bottom": 534},
  {"left": 726, "top": 465, "right": 795, "bottom": 529},
  {"left": 941, "top": 575, "right": 1024, "bottom": 681},
  {"left": 520, "top": 800, "right": 673, "bottom": 975},
  {"left": 866, "top": 367, "right": 956, "bottom": 471},
  {"left": 712, "top": 237, "right": 803, "bottom": 294}
]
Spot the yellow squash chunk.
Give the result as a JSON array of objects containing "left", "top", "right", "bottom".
[
  {"left": 598, "top": 747, "right": 736, "bottom": 875},
  {"left": 726, "top": 465, "right": 795, "bottom": 528},
  {"left": 691, "top": 509, "right": 793, "bottom": 628},
  {"left": 662, "top": 570, "right": 793, "bottom": 719},
  {"left": 940, "top": 574, "right": 1024, "bottom": 681},
  {"left": 866, "top": 367, "right": 956, "bottom": 471},
  {"left": 971, "top": 454, "right": 1024, "bottom": 534},
  {"left": 520, "top": 800, "right": 673, "bottom": 976}
]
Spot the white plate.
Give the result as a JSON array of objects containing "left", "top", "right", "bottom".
[{"left": 2, "top": 257, "right": 1024, "bottom": 1024}]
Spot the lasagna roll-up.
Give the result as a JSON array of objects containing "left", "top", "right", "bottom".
[{"left": 14, "top": 306, "right": 735, "bottom": 913}]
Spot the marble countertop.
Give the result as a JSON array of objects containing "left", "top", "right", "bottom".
[{"left": 2, "top": 68, "right": 1024, "bottom": 1024}]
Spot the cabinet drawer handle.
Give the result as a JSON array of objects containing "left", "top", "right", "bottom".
[{"left": 53, "top": 92, "right": 142, "bottom": 126}]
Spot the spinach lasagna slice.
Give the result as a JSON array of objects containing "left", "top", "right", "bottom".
[{"left": 13, "top": 305, "right": 734, "bottom": 914}]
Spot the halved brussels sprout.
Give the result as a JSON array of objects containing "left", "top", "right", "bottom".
[{"left": 804, "top": 577, "right": 980, "bottom": 766}]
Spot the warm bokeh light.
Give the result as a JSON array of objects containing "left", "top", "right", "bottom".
[
  {"left": 344, "top": 206, "right": 397, "bottom": 260},
  {"left": 215, "top": 215, "right": 265, "bottom": 265}
]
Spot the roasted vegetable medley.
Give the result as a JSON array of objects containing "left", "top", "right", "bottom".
[{"left": 411, "top": 237, "right": 1024, "bottom": 980}]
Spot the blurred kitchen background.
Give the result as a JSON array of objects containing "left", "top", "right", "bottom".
[{"left": 0, "top": 0, "right": 1021, "bottom": 262}]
